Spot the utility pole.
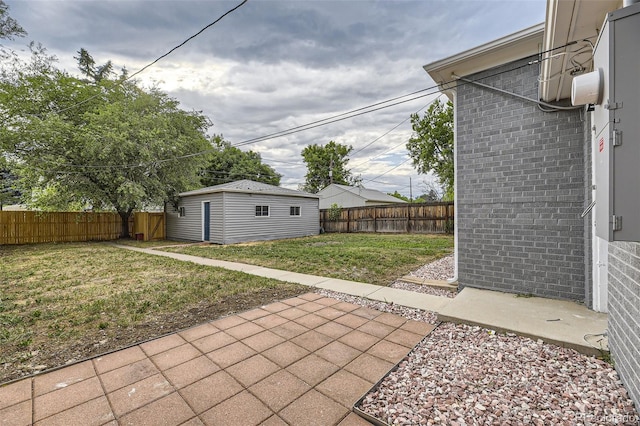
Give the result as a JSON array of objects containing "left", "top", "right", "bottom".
[
  {"left": 329, "top": 153, "right": 334, "bottom": 184},
  {"left": 409, "top": 177, "right": 413, "bottom": 202}
]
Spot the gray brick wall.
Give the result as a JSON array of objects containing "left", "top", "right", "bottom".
[
  {"left": 456, "top": 57, "right": 587, "bottom": 301},
  {"left": 608, "top": 242, "right": 640, "bottom": 408}
]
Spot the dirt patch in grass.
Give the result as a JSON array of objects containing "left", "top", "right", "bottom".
[
  {"left": 166, "top": 233, "right": 454, "bottom": 286},
  {"left": 0, "top": 243, "right": 306, "bottom": 384}
]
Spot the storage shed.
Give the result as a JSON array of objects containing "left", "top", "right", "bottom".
[
  {"left": 317, "top": 184, "right": 407, "bottom": 209},
  {"left": 166, "top": 180, "right": 319, "bottom": 244}
]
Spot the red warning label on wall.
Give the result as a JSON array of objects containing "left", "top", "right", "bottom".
[{"left": 599, "top": 137, "right": 604, "bottom": 153}]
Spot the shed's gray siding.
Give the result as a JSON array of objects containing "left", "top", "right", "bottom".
[
  {"left": 456, "top": 57, "right": 588, "bottom": 301},
  {"left": 167, "top": 190, "right": 318, "bottom": 244},
  {"left": 608, "top": 242, "right": 640, "bottom": 408},
  {"left": 165, "top": 193, "right": 222, "bottom": 242},
  {"left": 220, "top": 193, "right": 318, "bottom": 244}
]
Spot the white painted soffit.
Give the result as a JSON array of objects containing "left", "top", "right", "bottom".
[
  {"left": 540, "top": 0, "right": 621, "bottom": 102},
  {"left": 424, "top": 23, "right": 544, "bottom": 94}
]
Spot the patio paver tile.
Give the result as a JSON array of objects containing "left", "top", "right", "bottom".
[
  {"left": 400, "top": 320, "right": 436, "bottom": 336},
  {"left": 106, "top": 373, "right": 173, "bottom": 417},
  {"left": 34, "top": 396, "right": 114, "bottom": 426},
  {"left": 332, "top": 301, "right": 361, "bottom": 313},
  {"left": 163, "top": 355, "right": 220, "bottom": 389},
  {"left": 367, "top": 340, "right": 411, "bottom": 364},
  {"left": 0, "top": 400, "right": 31, "bottom": 426},
  {"left": 356, "top": 321, "right": 394, "bottom": 339},
  {"left": 314, "top": 297, "right": 340, "bottom": 306},
  {"left": 261, "top": 302, "right": 291, "bottom": 314},
  {"left": 99, "top": 358, "right": 160, "bottom": 393},
  {"left": 385, "top": 328, "right": 426, "bottom": 348},
  {"left": 315, "top": 341, "right": 362, "bottom": 368},
  {"left": 179, "top": 323, "right": 219, "bottom": 342},
  {"left": 180, "top": 417, "right": 205, "bottom": 426},
  {"left": 191, "top": 331, "right": 237, "bottom": 353},
  {"left": 225, "top": 322, "right": 265, "bottom": 340},
  {"left": 276, "top": 307, "right": 308, "bottom": 320},
  {"left": 0, "top": 379, "right": 31, "bottom": 409},
  {"left": 206, "top": 341, "right": 256, "bottom": 369},
  {"left": 93, "top": 346, "right": 147, "bottom": 375},
  {"left": 374, "top": 312, "right": 408, "bottom": 328},
  {"left": 249, "top": 369, "right": 311, "bottom": 412},
  {"left": 298, "top": 293, "right": 324, "bottom": 301},
  {"left": 279, "top": 389, "right": 348, "bottom": 426},
  {"left": 179, "top": 371, "right": 243, "bottom": 414},
  {"left": 118, "top": 392, "right": 195, "bottom": 426},
  {"left": 316, "top": 370, "right": 373, "bottom": 408},
  {"left": 34, "top": 360, "right": 95, "bottom": 397},
  {"left": 253, "top": 314, "right": 289, "bottom": 329},
  {"left": 151, "top": 343, "right": 201, "bottom": 371},
  {"left": 351, "top": 306, "right": 382, "bottom": 320},
  {"left": 286, "top": 354, "right": 340, "bottom": 387},
  {"left": 200, "top": 391, "right": 272, "bottom": 426},
  {"left": 262, "top": 342, "right": 310, "bottom": 368},
  {"left": 270, "top": 321, "right": 309, "bottom": 340},
  {"left": 333, "top": 313, "right": 369, "bottom": 329},
  {"left": 34, "top": 376, "right": 104, "bottom": 422},
  {"left": 315, "top": 321, "right": 352, "bottom": 339},
  {"left": 280, "top": 297, "right": 308, "bottom": 307},
  {"left": 261, "top": 415, "right": 288, "bottom": 426},
  {"left": 210, "top": 315, "right": 246, "bottom": 330},
  {"left": 297, "top": 301, "right": 325, "bottom": 313},
  {"left": 291, "top": 330, "right": 333, "bottom": 352},
  {"left": 225, "top": 355, "right": 280, "bottom": 387},
  {"left": 237, "top": 308, "right": 271, "bottom": 321},
  {"left": 241, "top": 330, "right": 286, "bottom": 352},
  {"left": 338, "top": 330, "right": 380, "bottom": 352},
  {"left": 294, "top": 313, "right": 330, "bottom": 329},
  {"left": 344, "top": 353, "right": 395, "bottom": 384},
  {"left": 315, "top": 306, "right": 346, "bottom": 320},
  {"left": 140, "top": 334, "right": 187, "bottom": 357},
  {"left": 338, "top": 412, "right": 375, "bottom": 425}
]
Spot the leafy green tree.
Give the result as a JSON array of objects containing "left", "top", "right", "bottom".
[
  {"left": 388, "top": 191, "right": 410, "bottom": 202},
  {"left": 201, "top": 136, "right": 281, "bottom": 186},
  {"left": 301, "top": 141, "right": 353, "bottom": 193},
  {"left": 406, "top": 99, "right": 454, "bottom": 200},
  {"left": 0, "top": 1, "right": 25, "bottom": 41},
  {"left": 0, "top": 161, "right": 20, "bottom": 210},
  {"left": 0, "top": 50, "right": 211, "bottom": 237}
]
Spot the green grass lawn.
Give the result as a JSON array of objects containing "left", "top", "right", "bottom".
[
  {"left": 0, "top": 242, "right": 305, "bottom": 383},
  {"left": 165, "top": 233, "right": 454, "bottom": 286}
]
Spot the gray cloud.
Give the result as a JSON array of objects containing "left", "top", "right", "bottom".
[{"left": 6, "top": 0, "right": 545, "bottom": 195}]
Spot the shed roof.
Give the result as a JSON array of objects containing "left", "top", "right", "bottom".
[
  {"left": 179, "top": 180, "right": 319, "bottom": 199},
  {"left": 320, "top": 184, "right": 406, "bottom": 204}
]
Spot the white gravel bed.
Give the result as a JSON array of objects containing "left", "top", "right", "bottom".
[
  {"left": 358, "top": 322, "right": 639, "bottom": 426},
  {"left": 315, "top": 289, "right": 439, "bottom": 325},
  {"left": 408, "top": 254, "right": 455, "bottom": 281}
]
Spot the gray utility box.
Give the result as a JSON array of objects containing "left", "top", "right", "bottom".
[{"left": 593, "top": 2, "right": 640, "bottom": 242}]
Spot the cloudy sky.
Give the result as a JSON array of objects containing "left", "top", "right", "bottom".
[{"left": 5, "top": 0, "right": 545, "bottom": 196}]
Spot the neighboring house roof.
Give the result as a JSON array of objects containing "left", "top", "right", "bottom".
[
  {"left": 318, "top": 184, "right": 406, "bottom": 204},
  {"left": 424, "top": 23, "right": 544, "bottom": 98},
  {"left": 179, "top": 179, "right": 319, "bottom": 199}
]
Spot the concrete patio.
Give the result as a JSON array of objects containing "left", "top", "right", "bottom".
[{"left": 0, "top": 293, "right": 434, "bottom": 426}]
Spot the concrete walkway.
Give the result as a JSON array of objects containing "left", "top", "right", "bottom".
[
  {"left": 115, "top": 245, "right": 452, "bottom": 313},
  {"left": 116, "top": 245, "right": 609, "bottom": 356}
]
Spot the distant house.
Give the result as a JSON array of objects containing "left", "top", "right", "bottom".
[
  {"left": 317, "top": 184, "right": 407, "bottom": 209},
  {"left": 166, "top": 180, "right": 319, "bottom": 244},
  {"left": 424, "top": 0, "right": 640, "bottom": 408}
]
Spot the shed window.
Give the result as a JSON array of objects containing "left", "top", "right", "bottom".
[
  {"left": 290, "top": 206, "right": 301, "bottom": 216},
  {"left": 255, "top": 205, "right": 269, "bottom": 217},
  {"left": 178, "top": 207, "right": 186, "bottom": 217}
]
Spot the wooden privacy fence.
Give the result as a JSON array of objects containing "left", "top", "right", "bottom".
[
  {"left": 131, "top": 212, "right": 165, "bottom": 242},
  {"left": 320, "top": 202, "right": 454, "bottom": 234},
  {"left": 0, "top": 211, "right": 165, "bottom": 245}
]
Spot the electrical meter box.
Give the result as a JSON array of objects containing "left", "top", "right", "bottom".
[{"left": 592, "top": 3, "right": 640, "bottom": 241}]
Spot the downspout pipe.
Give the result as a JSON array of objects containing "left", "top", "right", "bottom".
[{"left": 623, "top": 0, "right": 639, "bottom": 7}]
